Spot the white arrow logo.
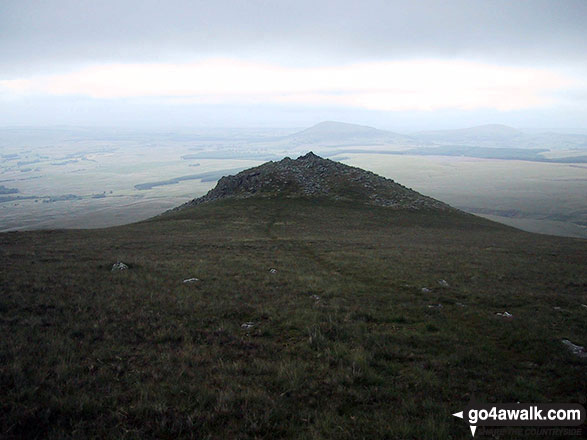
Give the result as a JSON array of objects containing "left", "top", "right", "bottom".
[{"left": 453, "top": 411, "right": 477, "bottom": 437}]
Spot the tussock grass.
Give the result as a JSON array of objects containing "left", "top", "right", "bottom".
[{"left": 1, "top": 197, "right": 586, "bottom": 439}]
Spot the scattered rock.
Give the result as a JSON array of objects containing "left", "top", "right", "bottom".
[
  {"left": 438, "top": 279, "right": 449, "bottom": 288},
  {"left": 183, "top": 278, "right": 199, "bottom": 283},
  {"left": 581, "top": 304, "right": 587, "bottom": 310},
  {"left": 496, "top": 311, "right": 513, "bottom": 318},
  {"left": 269, "top": 268, "right": 277, "bottom": 274},
  {"left": 561, "top": 339, "right": 587, "bottom": 358},
  {"left": 427, "top": 304, "right": 443, "bottom": 309},
  {"left": 111, "top": 262, "right": 128, "bottom": 272},
  {"left": 176, "top": 152, "right": 454, "bottom": 211},
  {"left": 421, "top": 287, "right": 431, "bottom": 293},
  {"left": 456, "top": 302, "right": 466, "bottom": 307},
  {"left": 311, "top": 294, "right": 320, "bottom": 301},
  {"left": 553, "top": 306, "right": 562, "bottom": 311},
  {"left": 521, "top": 361, "right": 538, "bottom": 369},
  {"left": 241, "top": 322, "right": 255, "bottom": 329}
]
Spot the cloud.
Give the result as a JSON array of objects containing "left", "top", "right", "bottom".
[
  {"left": 1, "top": 1, "right": 583, "bottom": 129},
  {"left": 0, "top": 0, "right": 586, "bottom": 75},
  {"left": 0, "top": 59, "right": 575, "bottom": 112}
]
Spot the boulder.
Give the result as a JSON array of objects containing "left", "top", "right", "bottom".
[
  {"left": 427, "top": 303, "right": 443, "bottom": 309},
  {"left": 561, "top": 339, "right": 587, "bottom": 358},
  {"left": 111, "top": 262, "right": 128, "bottom": 272}
]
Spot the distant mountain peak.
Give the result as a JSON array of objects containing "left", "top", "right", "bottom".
[
  {"left": 178, "top": 153, "right": 452, "bottom": 211},
  {"left": 285, "top": 121, "right": 415, "bottom": 146},
  {"left": 293, "top": 121, "right": 384, "bottom": 137},
  {"left": 307, "top": 121, "right": 378, "bottom": 130}
]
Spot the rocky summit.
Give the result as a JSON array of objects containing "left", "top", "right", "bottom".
[{"left": 180, "top": 152, "right": 453, "bottom": 210}]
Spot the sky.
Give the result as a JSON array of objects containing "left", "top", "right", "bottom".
[{"left": 0, "top": 0, "right": 586, "bottom": 131}]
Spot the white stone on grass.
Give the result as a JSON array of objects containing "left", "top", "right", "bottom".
[
  {"left": 561, "top": 339, "right": 587, "bottom": 358},
  {"left": 111, "top": 262, "right": 128, "bottom": 272}
]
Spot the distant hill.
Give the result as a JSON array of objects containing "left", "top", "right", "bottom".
[
  {"left": 184, "top": 121, "right": 587, "bottom": 160},
  {"left": 283, "top": 121, "right": 416, "bottom": 147},
  {"left": 414, "top": 124, "right": 525, "bottom": 145},
  {"left": 266, "top": 121, "right": 587, "bottom": 155},
  {"left": 413, "top": 124, "right": 587, "bottom": 149}
]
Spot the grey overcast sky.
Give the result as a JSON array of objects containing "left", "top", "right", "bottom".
[{"left": 1, "top": 0, "right": 586, "bottom": 130}]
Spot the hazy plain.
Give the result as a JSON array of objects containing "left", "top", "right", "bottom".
[
  {"left": 340, "top": 153, "right": 587, "bottom": 238},
  {"left": 0, "top": 128, "right": 270, "bottom": 230},
  {"left": 1, "top": 125, "right": 586, "bottom": 238}
]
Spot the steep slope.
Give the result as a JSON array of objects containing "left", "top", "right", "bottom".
[{"left": 179, "top": 152, "right": 451, "bottom": 210}]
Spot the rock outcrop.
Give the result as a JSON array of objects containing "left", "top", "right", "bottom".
[{"left": 178, "top": 152, "right": 453, "bottom": 211}]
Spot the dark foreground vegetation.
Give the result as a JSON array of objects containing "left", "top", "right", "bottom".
[{"left": 1, "top": 197, "right": 586, "bottom": 439}]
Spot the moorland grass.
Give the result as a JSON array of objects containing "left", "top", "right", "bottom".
[{"left": 1, "top": 197, "right": 585, "bottom": 439}]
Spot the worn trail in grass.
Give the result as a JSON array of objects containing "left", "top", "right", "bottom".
[{"left": 1, "top": 198, "right": 586, "bottom": 439}]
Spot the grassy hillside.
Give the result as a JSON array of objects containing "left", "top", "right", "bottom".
[{"left": 1, "top": 197, "right": 586, "bottom": 439}]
